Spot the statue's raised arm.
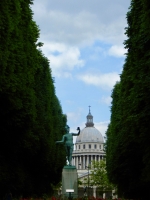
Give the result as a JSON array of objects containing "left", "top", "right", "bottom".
[
  {"left": 55, "top": 125, "right": 80, "bottom": 166},
  {"left": 71, "top": 127, "right": 80, "bottom": 136}
]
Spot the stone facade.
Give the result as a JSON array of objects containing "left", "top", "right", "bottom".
[
  {"left": 72, "top": 108, "right": 106, "bottom": 198},
  {"left": 72, "top": 108, "right": 105, "bottom": 173}
]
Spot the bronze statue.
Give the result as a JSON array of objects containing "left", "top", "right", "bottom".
[{"left": 56, "top": 125, "right": 80, "bottom": 166}]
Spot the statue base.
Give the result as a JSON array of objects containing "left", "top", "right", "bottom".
[{"left": 62, "top": 165, "right": 78, "bottom": 198}]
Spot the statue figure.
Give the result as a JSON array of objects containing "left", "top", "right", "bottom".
[{"left": 56, "top": 125, "right": 80, "bottom": 166}]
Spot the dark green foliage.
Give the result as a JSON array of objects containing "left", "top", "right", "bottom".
[
  {"left": 106, "top": 82, "right": 122, "bottom": 185},
  {"left": 18, "top": 53, "right": 66, "bottom": 196},
  {"left": 106, "top": 0, "right": 150, "bottom": 199},
  {"left": 0, "top": 0, "right": 66, "bottom": 198}
]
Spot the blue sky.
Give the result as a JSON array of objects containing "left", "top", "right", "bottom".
[{"left": 31, "top": 0, "right": 131, "bottom": 140}]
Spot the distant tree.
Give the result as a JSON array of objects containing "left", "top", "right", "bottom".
[{"left": 90, "top": 160, "right": 114, "bottom": 194}]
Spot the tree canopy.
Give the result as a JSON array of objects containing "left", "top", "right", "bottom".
[{"left": 90, "top": 160, "right": 114, "bottom": 192}]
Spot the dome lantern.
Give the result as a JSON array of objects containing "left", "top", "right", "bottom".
[
  {"left": 85, "top": 106, "right": 94, "bottom": 127},
  {"left": 76, "top": 107, "right": 104, "bottom": 143}
]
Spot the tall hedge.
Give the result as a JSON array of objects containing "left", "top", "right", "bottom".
[
  {"left": 0, "top": 0, "right": 66, "bottom": 197},
  {"left": 106, "top": 82, "right": 122, "bottom": 186},
  {"left": 106, "top": 0, "right": 150, "bottom": 199}
]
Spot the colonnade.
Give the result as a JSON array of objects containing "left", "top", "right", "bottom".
[{"left": 72, "top": 154, "right": 104, "bottom": 169}]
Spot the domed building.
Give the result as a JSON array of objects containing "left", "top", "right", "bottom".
[{"left": 72, "top": 108, "right": 105, "bottom": 176}]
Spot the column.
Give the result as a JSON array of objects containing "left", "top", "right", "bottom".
[
  {"left": 73, "top": 156, "right": 75, "bottom": 166},
  {"left": 83, "top": 156, "right": 85, "bottom": 169},
  {"left": 74, "top": 156, "right": 76, "bottom": 168},
  {"left": 81, "top": 156, "right": 83, "bottom": 169},
  {"left": 72, "top": 156, "right": 74, "bottom": 166},
  {"left": 87, "top": 155, "right": 89, "bottom": 167},
  {"left": 103, "top": 193, "right": 106, "bottom": 199},
  {"left": 93, "top": 186, "right": 96, "bottom": 198},
  {"left": 74, "top": 156, "right": 76, "bottom": 166},
  {"left": 79, "top": 156, "right": 81, "bottom": 169},
  {"left": 74, "top": 156, "right": 75, "bottom": 166},
  {"left": 91, "top": 155, "right": 93, "bottom": 163},
  {"left": 95, "top": 155, "right": 97, "bottom": 162},
  {"left": 76, "top": 156, "right": 78, "bottom": 169},
  {"left": 98, "top": 155, "right": 100, "bottom": 161},
  {"left": 85, "top": 155, "right": 87, "bottom": 167}
]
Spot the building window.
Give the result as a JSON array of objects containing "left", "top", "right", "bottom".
[
  {"left": 99, "top": 145, "right": 101, "bottom": 149},
  {"left": 89, "top": 144, "right": 91, "bottom": 149},
  {"left": 79, "top": 145, "right": 80, "bottom": 149},
  {"left": 83, "top": 144, "right": 85, "bottom": 149},
  {"left": 94, "top": 144, "right": 97, "bottom": 149}
]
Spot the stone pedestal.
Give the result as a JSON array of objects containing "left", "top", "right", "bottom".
[{"left": 62, "top": 166, "right": 78, "bottom": 198}]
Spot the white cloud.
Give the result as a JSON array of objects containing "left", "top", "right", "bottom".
[
  {"left": 32, "top": 1, "right": 130, "bottom": 47},
  {"left": 32, "top": 1, "right": 130, "bottom": 78},
  {"left": 108, "top": 45, "right": 127, "bottom": 57},
  {"left": 94, "top": 121, "right": 109, "bottom": 137},
  {"left": 100, "top": 96, "right": 112, "bottom": 105},
  {"left": 40, "top": 42, "right": 84, "bottom": 77},
  {"left": 42, "top": 42, "right": 67, "bottom": 53},
  {"left": 77, "top": 72, "right": 120, "bottom": 89}
]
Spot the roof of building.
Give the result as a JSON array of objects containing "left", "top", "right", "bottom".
[{"left": 76, "top": 127, "right": 104, "bottom": 143}]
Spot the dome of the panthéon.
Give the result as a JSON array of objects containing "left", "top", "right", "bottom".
[{"left": 76, "top": 107, "right": 104, "bottom": 143}]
